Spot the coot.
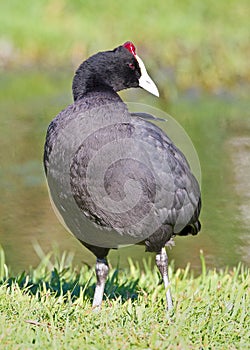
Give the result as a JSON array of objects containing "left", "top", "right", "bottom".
[{"left": 44, "top": 42, "right": 201, "bottom": 311}]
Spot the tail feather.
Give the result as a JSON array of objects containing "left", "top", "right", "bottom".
[{"left": 178, "top": 220, "right": 201, "bottom": 236}]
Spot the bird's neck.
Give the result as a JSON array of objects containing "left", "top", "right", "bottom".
[{"left": 72, "top": 63, "right": 117, "bottom": 102}]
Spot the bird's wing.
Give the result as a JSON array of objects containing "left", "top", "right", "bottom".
[
  {"left": 131, "top": 112, "right": 165, "bottom": 122},
  {"left": 129, "top": 116, "right": 201, "bottom": 233},
  {"left": 44, "top": 101, "right": 201, "bottom": 248}
]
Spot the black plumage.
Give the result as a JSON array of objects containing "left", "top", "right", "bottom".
[{"left": 44, "top": 42, "right": 201, "bottom": 311}]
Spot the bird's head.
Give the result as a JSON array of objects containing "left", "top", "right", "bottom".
[{"left": 72, "top": 41, "right": 159, "bottom": 101}]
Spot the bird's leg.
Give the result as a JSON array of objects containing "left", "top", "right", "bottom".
[
  {"left": 92, "top": 257, "right": 109, "bottom": 310},
  {"left": 156, "top": 247, "right": 173, "bottom": 311}
]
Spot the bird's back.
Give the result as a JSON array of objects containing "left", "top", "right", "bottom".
[{"left": 44, "top": 92, "right": 201, "bottom": 250}]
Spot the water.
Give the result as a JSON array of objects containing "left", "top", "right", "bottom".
[{"left": 0, "top": 68, "right": 249, "bottom": 274}]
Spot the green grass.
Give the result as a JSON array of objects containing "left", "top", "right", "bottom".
[
  {"left": 0, "top": 248, "right": 249, "bottom": 349},
  {"left": 1, "top": 0, "right": 249, "bottom": 92}
]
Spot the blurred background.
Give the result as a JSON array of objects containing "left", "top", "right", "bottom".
[{"left": 0, "top": 0, "right": 249, "bottom": 274}]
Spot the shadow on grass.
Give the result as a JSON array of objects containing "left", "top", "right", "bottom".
[{"left": 2, "top": 266, "right": 140, "bottom": 304}]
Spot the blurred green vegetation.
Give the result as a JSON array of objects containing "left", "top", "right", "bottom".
[
  {"left": 0, "top": 0, "right": 249, "bottom": 92},
  {"left": 0, "top": 0, "right": 250, "bottom": 273}
]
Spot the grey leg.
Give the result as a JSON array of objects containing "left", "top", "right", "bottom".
[
  {"left": 156, "top": 247, "right": 173, "bottom": 311},
  {"left": 92, "top": 258, "right": 109, "bottom": 310}
]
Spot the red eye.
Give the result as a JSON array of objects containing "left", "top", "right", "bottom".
[{"left": 129, "top": 63, "right": 135, "bottom": 70}]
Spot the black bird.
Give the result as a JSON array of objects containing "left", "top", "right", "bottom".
[{"left": 44, "top": 42, "right": 201, "bottom": 312}]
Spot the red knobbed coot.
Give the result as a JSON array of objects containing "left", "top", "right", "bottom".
[{"left": 44, "top": 42, "right": 201, "bottom": 312}]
